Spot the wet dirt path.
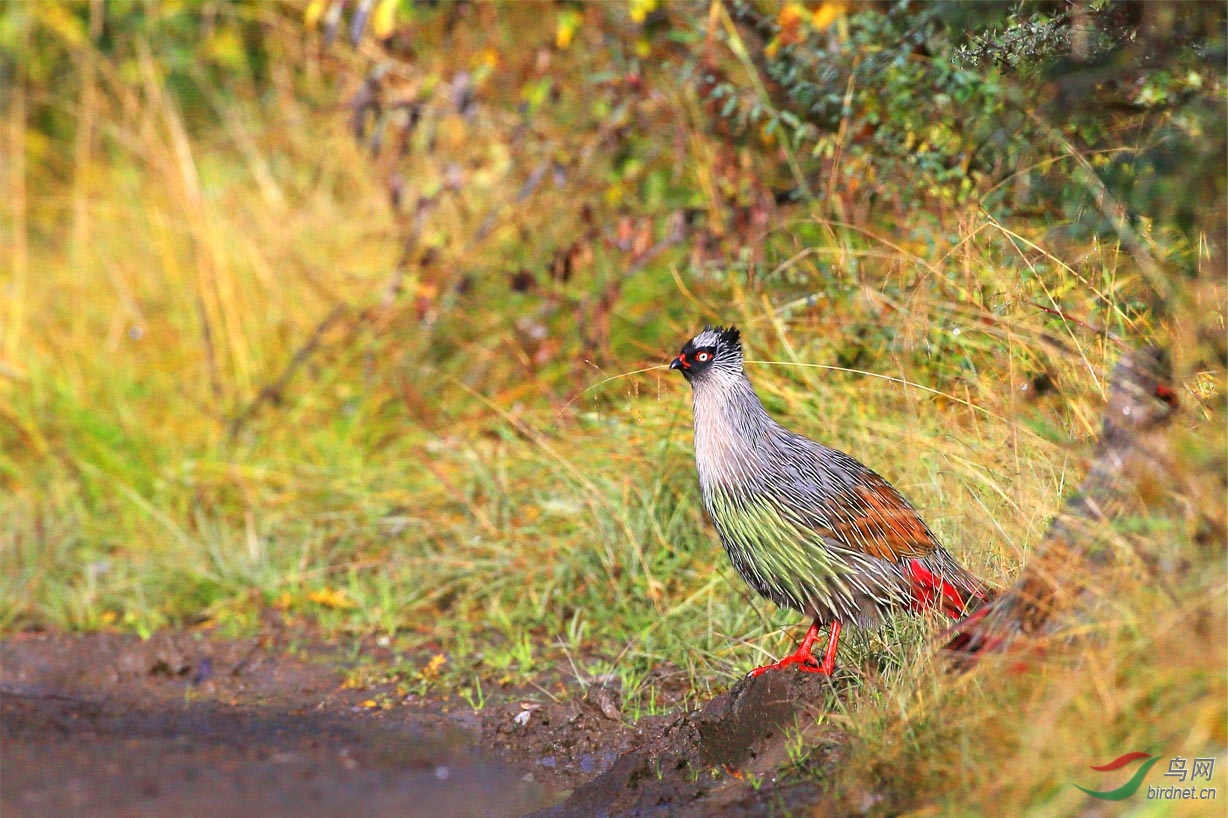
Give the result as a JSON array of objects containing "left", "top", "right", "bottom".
[
  {"left": 1, "top": 632, "right": 553, "bottom": 818},
  {"left": 1, "top": 630, "right": 842, "bottom": 817}
]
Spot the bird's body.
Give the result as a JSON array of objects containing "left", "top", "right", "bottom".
[
  {"left": 672, "top": 326, "right": 985, "bottom": 675},
  {"left": 943, "top": 346, "right": 1178, "bottom": 665}
]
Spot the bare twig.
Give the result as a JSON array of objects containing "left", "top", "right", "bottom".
[{"left": 226, "top": 303, "right": 351, "bottom": 441}]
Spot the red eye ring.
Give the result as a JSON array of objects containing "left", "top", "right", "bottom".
[{"left": 696, "top": 351, "right": 712, "bottom": 362}]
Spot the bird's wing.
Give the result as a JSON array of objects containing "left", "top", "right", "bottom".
[
  {"left": 780, "top": 457, "right": 941, "bottom": 562},
  {"left": 823, "top": 469, "right": 941, "bottom": 561}
]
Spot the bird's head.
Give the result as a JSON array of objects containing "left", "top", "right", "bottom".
[
  {"left": 1106, "top": 345, "right": 1178, "bottom": 432},
  {"left": 670, "top": 325, "right": 743, "bottom": 384}
]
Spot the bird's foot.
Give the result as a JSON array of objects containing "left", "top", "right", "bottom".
[
  {"left": 795, "top": 656, "right": 836, "bottom": 675},
  {"left": 747, "top": 650, "right": 835, "bottom": 678},
  {"left": 747, "top": 619, "right": 841, "bottom": 678}
]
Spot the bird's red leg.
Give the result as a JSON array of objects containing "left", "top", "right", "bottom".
[
  {"left": 807, "top": 619, "right": 841, "bottom": 674},
  {"left": 748, "top": 620, "right": 841, "bottom": 677}
]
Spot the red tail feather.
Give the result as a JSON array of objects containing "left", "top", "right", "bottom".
[
  {"left": 906, "top": 560, "right": 984, "bottom": 619},
  {"left": 941, "top": 606, "right": 1005, "bottom": 655}
]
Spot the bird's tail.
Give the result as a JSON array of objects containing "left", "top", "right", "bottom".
[
  {"left": 941, "top": 605, "right": 1006, "bottom": 659},
  {"left": 940, "top": 549, "right": 1067, "bottom": 669},
  {"left": 905, "top": 558, "right": 988, "bottom": 620},
  {"left": 940, "top": 592, "right": 1038, "bottom": 671}
]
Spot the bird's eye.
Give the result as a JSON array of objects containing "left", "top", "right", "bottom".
[{"left": 696, "top": 351, "right": 712, "bottom": 363}]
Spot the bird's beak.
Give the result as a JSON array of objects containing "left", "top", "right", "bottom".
[{"left": 670, "top": 354, "right": 688, "bottom": 371}]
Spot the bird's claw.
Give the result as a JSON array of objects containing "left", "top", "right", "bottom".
[
  {"left": 747, "top": 654, "right": 834, "bottom": 677},
  {"left": 795, "top": 658, "right": 835, "bottom": 675}
]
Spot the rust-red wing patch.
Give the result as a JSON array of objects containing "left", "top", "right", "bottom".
[{"left": 823, "top": 475, "right": 939, "bottom": 561}]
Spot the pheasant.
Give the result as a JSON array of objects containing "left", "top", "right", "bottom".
[
  {"left": 944, "top": 345, "right": 1178, "bottom": 665},
  {"left": 671, "top": 326, "right": 986, "bottom": 675}
]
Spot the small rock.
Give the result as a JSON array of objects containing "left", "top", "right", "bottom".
[{"left": 586, "top": 685, "right": 622, "bottom": 721}]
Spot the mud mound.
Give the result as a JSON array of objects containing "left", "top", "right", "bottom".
[{"left": 533, "top": 669, "right": 847, "bottom": 818}]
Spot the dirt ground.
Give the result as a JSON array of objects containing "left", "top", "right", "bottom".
[{"left": 1, "top": 629, "right": 848, "bottom": 818}]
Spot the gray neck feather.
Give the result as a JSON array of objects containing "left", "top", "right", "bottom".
[{"left": 690, "top": 369, "right": 778, "bottom": 492}]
